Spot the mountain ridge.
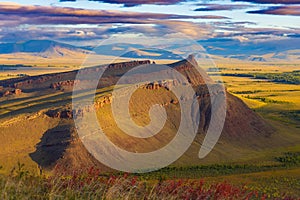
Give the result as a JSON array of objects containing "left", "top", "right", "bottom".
[
  {"left": 0, "top": 40, "right": 91, "bottom": 56},
  {"left": 1, "top": 39, "right": 299, "bottom": 62}
]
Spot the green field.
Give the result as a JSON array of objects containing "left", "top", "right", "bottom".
[{"left": 210, "top": 64, "right": 300, "bottom": 127}]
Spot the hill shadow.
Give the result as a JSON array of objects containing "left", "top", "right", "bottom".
[{"left": 30, "top": 123, "right": 72, "bottom": 168}]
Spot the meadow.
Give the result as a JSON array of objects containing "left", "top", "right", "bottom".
[{"left": 210, "top": 62, "right": 300, "bottom": 127}]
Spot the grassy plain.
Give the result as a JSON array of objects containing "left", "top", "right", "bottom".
[{"left": 211, "top": 62, "right": 300, "bottom": 126}]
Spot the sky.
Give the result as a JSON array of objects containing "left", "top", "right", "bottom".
[{"left": 0, "top": 0, "right": 299, "bottom": 45}]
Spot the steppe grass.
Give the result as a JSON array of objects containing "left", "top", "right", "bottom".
[
  {"left": 214, "top": 71, "right": 300, "bottom": 126},
  {"left": 0, "top": 163, "right": 298, "bottom": 200}
]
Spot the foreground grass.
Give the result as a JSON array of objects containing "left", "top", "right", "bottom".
[
  {"left": 1, "top": 164, "right": 298, "bottom": 200},
  {"left": 1, "top": 160, "right": 300, "bottom": 199}
]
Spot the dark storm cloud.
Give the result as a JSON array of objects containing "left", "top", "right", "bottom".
[
  {"left": 247, "top": 6, "right": 300, "bottom": 16},
  {"left": 59, "top": 0, "right": 189, "bottom": 7},
  {"left": 194, "top": 4, "right": 253, "bottom": 11}
]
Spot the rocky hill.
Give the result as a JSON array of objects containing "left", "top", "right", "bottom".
[
  {"left": 0, "top": 56, "right": 275, "bottom": 173},
  {"left": 1, "top": 38, "right": 299, "bottom": 63}
]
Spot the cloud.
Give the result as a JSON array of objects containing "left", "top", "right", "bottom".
[
  {"left": 0, "top": 21, "right": 214, "bottom": 43},
  {"left": 0, "top": 26, "right": 124, "bottom": 43},
  {"left": 213, "top": 25, "right": 300, "bottom": 40},
  {"left": 59, "top": 0, "right": 189, "bottom": 7},
  {"left": 0, "top": 2, "right": 298, "bottom": 45},
  {"left": 154, "top": 20, "right": 213, "bottom": 38},
  {"left": 61, "top": 0, "right": 300, "bottom": 6},
  {"left": 232, "top": 0, "right": 300, "bottom": 5},
  {"left": 0, "top": 2, "right": 227, "bottom": 27},
  {"left": 247, "top": 6, "right": 300, "bottom": 16},
  {"left": 205, "top": 19, "right": 300, "bottom": 40},
  {"left": 213, "top": 21, "right": 257, "bottom": 26},
  {"left": 194, "top": 4, "right": 253, "bottom": 11},
  {"left": 0, "top": 2, "right": 231, "bottom": 41}
]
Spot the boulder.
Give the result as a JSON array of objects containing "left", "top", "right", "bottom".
[{"left": 13, "top": 89, "right": 22, "bottom": 95}]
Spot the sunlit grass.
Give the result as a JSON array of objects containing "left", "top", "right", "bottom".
[
  {"left": 0, "top": 163, "right": 299, "bottom": 199},
  {"left": 212, "top": 69, "right": 300, "bottom": 126}
]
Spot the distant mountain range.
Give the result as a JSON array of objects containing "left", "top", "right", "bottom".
[
  {"left": 0, "top": 38, "right": 299, "bottom": 62},
  {"left": 0, "top": 40, "right": 89, "bottom": 54},
  {"left": 85, "top": 43, "right": 182, "bottom": 59},
  {"left": 197, "top": 38, "right": 300, "bottom": 61},
  {"left": 198, "top": 38, "right": 297, "bottom": 55}
]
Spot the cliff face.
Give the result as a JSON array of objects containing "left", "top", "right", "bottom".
[{"left": 170, "top": 55, "right": 214, "bottom": 86}]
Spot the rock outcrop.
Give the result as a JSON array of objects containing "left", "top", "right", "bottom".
[
  {"left": 141, "top": 80, "right": 179, "bottom": 90},
  {"left": 0, "top": 88, "right": 22, "bottom": 97},
  {"left": 46, "top": 109, "right": 73, "bottom": 119},
  {"left": 73, "top": 94, "right": 113, "bottom": 118},
  {"left": 50, "top": 80, "right": 80, "bottom": 90}
]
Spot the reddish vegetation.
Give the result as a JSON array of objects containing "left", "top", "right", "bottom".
[
  {"left": 42, "top": 166, "right": 291, "bottom": 200},
  {"left": 4, "top": 164, "right": 297, "bottom": 199}
]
